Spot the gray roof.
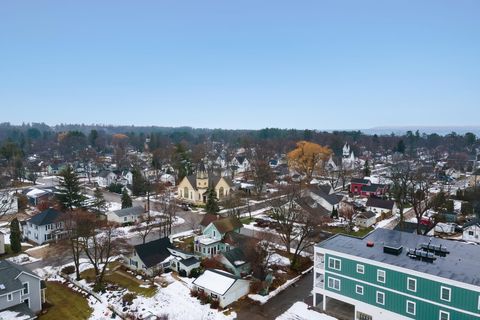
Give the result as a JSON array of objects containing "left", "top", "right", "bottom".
[
  {"left": 112, "top": 206, "right": 144, "bottom": 217},
  {"left": 317, "top": 228, "right": 480, "bottom": 286},
  {"left": 181, "top": 256, "right": 200, "bottom": 267},
  {"left": 463, "top": 218, "right": 480, "bottom": 229},
  {"left": 222, "top": 247, "right": 248, "bottom": 267},
  {"left": 366, "top": 198, "right": 395, "bottom": 210},
  {"left": 28, "top": 208, "right": 64, "bottom": 226},
  {"left": 0, "top": 260, "right": 39, "bottom": 294},
  {"left": 356, "top": 210, "right": 376, "bottom": 219}
]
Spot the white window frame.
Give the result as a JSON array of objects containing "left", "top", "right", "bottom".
[
  {"left": 356, "top": 264, "right": 365, "bottom": 274},
  {"left": 328, "top": 257, "right": 341, "bottom": 271},
  {"left": 327, "top": 277, "right": 341, "bottom": 291},
  {"left": 377, "top": 269, "right": 386, "bottom": 283},
  {"left": 440, "top": 286, "right": 451, "bottom": 302},
  {"left": 407, "top": 277, "right": 417, "bottom": 292},
  {"left": 439, "top": 310, "right": 450, "bottom": 320},
  {"left": 406, "top": 300, "right": 416, "bottom": 315},
  {"left": 355, "top": 285, "right": 364, "bottom": 295},
  {"left": 376, "top": 291, "right": 385, "bottom": 305},
  {"left": 478, "top": 295, "right": 480, "bottom": 310},
  {"left": 7, "top": 293, "right": 13, "bottom": 301},
  {"left": 22, "top": 282, "right": 29, "bottom": 295}
]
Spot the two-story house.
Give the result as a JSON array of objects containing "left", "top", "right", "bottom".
[
  {"left": 313, "top": 228, "right": 480, "bottom": 320},
  {"left": 462, "top": 218, "right": 480, "bottom": 243},
  {"left": 23, "top": 208, "right": 66, "bottom": 245},
  {"left": 0, "top": 260, "right": 45, "bottom": 319},
  {"left": 194, "top": 216, "right": 243, "bottom": 257}
]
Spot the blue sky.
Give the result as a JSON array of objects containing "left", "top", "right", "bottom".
[{"left": 1, "top": 1, "right": 479, "bottom": 130}]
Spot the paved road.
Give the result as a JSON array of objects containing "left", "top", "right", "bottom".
[{"left": 236, "top": 271, "right": 313, "bottom": 320}]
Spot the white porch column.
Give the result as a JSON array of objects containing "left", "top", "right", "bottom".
[{"left": 322, "top": 293, "right": 326, "bottom": 311}]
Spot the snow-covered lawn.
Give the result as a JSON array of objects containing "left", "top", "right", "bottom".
[
  {"left": 7, "top": 253, "right": 41, "bottom": 265},
  {"left": 269, "top": 253, "right": 290, "bottom": 267},
  {"left": 375, "top": 214, "right": 399, "bottom": 229},
  {"left": 106, "top": 201, "right": 122, "bottom": 211},
  {"left": 276, "top": 302, "right": 338, "bottom": 320}
]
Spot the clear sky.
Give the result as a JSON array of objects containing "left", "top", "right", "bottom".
[{"left": 1, "top": 1, "right": 479, "bottom": 130}]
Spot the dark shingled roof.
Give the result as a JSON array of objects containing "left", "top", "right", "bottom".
[
  {"left": 366, "top": 198, "right": 395, "bottom": 210},
  {"left": 134, "top": 237, "right": 173, "bottom": 268},
  {"left": 222, "top": 247, "right": 248, "bottom": 267},
  {"left": 112, "top": 206, "right": 144, "bottom": 217},
  {"left": 356, "top": 210, "right": 376, "bottom": 219},
  {"left": 212, "top": 217, "right": 243, "bottom": 234},
  {"left": 181, "top": 256, "right": 200, "bottom": 267},
  {"left": 28, "top": 208, "right": 64, "bottom": 226},
  {"left": 200, "top": 214, "right": 221, "bottom": 227},
  {"left": 361, "top": 183, "right": 386, "bottom": 192},
  {"left": 318, "top": 228, "right": 480, "bottom": 286},
  {"left": 463, "top": 218, "right": 480, "bottom": 229},
  {"left": 350, "top": 178, "right": 370, "bottom": 185},
  {"left": 0, "top": 260, "right": 40, "bottom": 294}
]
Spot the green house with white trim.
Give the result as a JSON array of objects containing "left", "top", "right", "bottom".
[{"left": 313, "top": 228, "right": 480, "bottom": 320}]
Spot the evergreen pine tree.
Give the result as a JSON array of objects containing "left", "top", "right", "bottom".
[
  {"left": 205, "top": 187, "right": 220, "bottom": 214},
  {"left": 121, "top": 189, "right": 133, "bottom": 208},
  {"left": 364, "top": 159, "right": 371, "bottom": 177},
  {"left": 10, "top": 218, "right": 22, "bottom": 253},
  {"left": 92, "top": 187, "right": 108, "bottom": 213},
  {"left": 56, "top": 165, "right": 85, "bottom": 210}
]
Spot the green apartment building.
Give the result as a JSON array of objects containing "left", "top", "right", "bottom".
[{"left": 313, "top": 228, "right": 480, "bottom": 320}]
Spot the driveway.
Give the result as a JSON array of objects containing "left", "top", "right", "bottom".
[{"left": 235, "top": 271, "right": 313, "bottom": 320}]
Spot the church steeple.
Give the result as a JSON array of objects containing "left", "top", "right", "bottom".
[{"left": 196, "top": 162, "right": 209, "bottom": 189}]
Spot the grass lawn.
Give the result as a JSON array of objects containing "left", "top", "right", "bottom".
[
  {"left": 327, "top": 226, "right": 374, "bottom": 238},
  {"left": 81, "top": 265, "right": 156, "bottom": 297},
  {"left": 40, "top": 281, "right": 92, "bottom": 320},
  {"left": 176, "top": 235, "right": 194, "bottom": 252},
  {"left": 240, "top": 217, "right": 255, "bottom": 225}
]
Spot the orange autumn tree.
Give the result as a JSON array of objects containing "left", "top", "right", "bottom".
[{"left": 287, "top": 141, "right": 332, "bottom": 182}]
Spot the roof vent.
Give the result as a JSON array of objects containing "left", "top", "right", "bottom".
[
  {"left": 383, "top": 244, "right": 403, "bottom": 255},
  {"left": 407, "top": 248, "right": 436, "bottom": 263},
  {"left": 420, "top": 243, "right": 449, "bottom": 257},
  {"left": 366, "top": 241, "right": 374, "bottom": 247}
]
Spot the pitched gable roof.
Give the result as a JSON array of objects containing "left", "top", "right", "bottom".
[
  {"left": 134, "top": 237, "right": 173, "bottom": 268},
  {"left": 0, "top": 260, "right": 40, "bottom": 294},
  {"left": 366, "top": 198, "right": 395, "bottom": 210},
  {"left": 351, "top": 178, "right": 370, "bottom": 185},
  {"left": 463, "top": 218, "right": 480, "bottom": 229},
  {"left": 200, "top": 214, "right": 221, "bottom": 227},
  {"left": 356, "top": 210, "right": 376, "bottom": 219},
  {"left": 28, "top": 208, "right": 64, "bottom": 226},
  {"left": 212, "top": 217, "right": 243, "bottom": 234},
  {"left": 222, "top": 247, "right": 248, "bottom": 267},
  {"left": 112, "top": 206, "right": 144, "bottom": 217}
]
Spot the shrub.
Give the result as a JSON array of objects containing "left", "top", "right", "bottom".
[
  {"left": 61, "top": 265, "right": 76, "bottom": 275},
  {"left": 249, "top": 279, "right": 263, "bottom": 294},
  {"left": 122, "top": 293, "right": 136, "bottom": 306},
  {"left": 198, "top": 291, "right": 209, "bottom": 304},
  {"left": 210, "top": 299, "right": 220, "bottom": 309},
  {"left": 190, "top": 289, "right": 198, "bottom": 297},
  {"left": 189, "top": 267, "right": 204, "bottom": 278},
  {"left": 201, "top": 258, "right": 225, "bottom": 271},
  {"left": 179, "top": 269, "right": 187, "bottom": 277}
]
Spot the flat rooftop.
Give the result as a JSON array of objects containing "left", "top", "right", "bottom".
[{"left": 317, "top": 228, "right": 480, "bottom": 287}]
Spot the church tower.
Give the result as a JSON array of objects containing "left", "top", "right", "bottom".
[{"left": 196, "top": 162, "right": 209, "bottom": 190}]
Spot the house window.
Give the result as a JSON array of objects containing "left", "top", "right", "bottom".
[
  {"left": 440, "top": 286, "right": 451, "bottom": 302},
  {"left": 327, "top": 277, "right": 340, "bottom": 291},
  {"left": 124, "top": 217, "right": 127, "bottom": 222},
  {"left": 355, "top": 285, "right": 364, "bottom": 295},
  {"left": 23, "top": 299, "right": 30, "bottom": 307},
  {"left": 130, "top": 259, "right": 138, "bottom": 267},
  {"left": 23, "top": 282, "right": 29, "bottom": 295},
  {"left": 407, "top": 277, "right": 416, "bottom": 292},
  {"left": 376, "top": 291, "right": 385, "bottom": 305},
  {"left": 439, "top": 310, "right": 450, "bottom": 320},
  {"left": 478, "top": 295, "right": 480, "bottom": 310},
  {"left": 211, "top": 293, "right": 218, "bottom": 299},
  {"left": 328, "top": 257, "right": 341, "bottom": 271},
  {"left": 356, "top": 264, "right": 364, "bottom": 274},
  {"left": 7, "top": 293, "right": 12, "bottom": 301},
  {"left": 406, "top": 300, "right": 416, "bottom": 315},
  {"left": 184, "top": 187, "right": 188, "bottom": 199},
  {"left": 377, "top": 270, "right": 386, "bottom": 283},
  {"left": 469, "top": 231, "right": 474, "bottom": 236},
  {"left": 213, "top": 230, "right": 216, "bottom": 238}
]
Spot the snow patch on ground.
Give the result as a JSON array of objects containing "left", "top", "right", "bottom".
[
  {"left": 276, "top": 302, "right": 338, "bottom": 320},
  {"left": 7, "top": 253, "right": 41, "bottom": 265},
  {"left": 269, "top": 253, "right": 290, "bottom": 267}
]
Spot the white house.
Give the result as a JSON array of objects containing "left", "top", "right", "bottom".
[
  {"left": 23, "top": 208, "right": 67, "bottom": 245},
  {"left": 462, "top": 219, "right": 480, "bottom": 243},
  {"left": 365, "top": 198, "right": 396, "bottom": 218},
  {"left": 97, "top": 171, "right": 117, "bottom": 188},
  {"left": 0, "top": 192, "right": 18, "bottom": 215},
  {"left": 125, "top": 237, "right": 174, "bottom": 276},
  {"left": 167, "top": 248, "right": 201, "bottom": 277},
  {"left": 107, "top": 206, "right": 145, "bottom": 225},
  {"left": 354, "top": 211, "right": 376, "bottom": 228},
  {"left": 230, "top": 156, "right": 250, "bottom": 173},
  {"left": 192, "top": 269, "right": 250, "bottom": 308}
]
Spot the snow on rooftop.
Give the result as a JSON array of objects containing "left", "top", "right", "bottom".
[
  {"left": 276, "top": 302, "right": 338, "bottom": 320},
  {"left": 26, "top": 189, "right": 48, "bottom": 197},
  {"left": 193, "top": 270, "right": 236, "bottom": 295}
]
